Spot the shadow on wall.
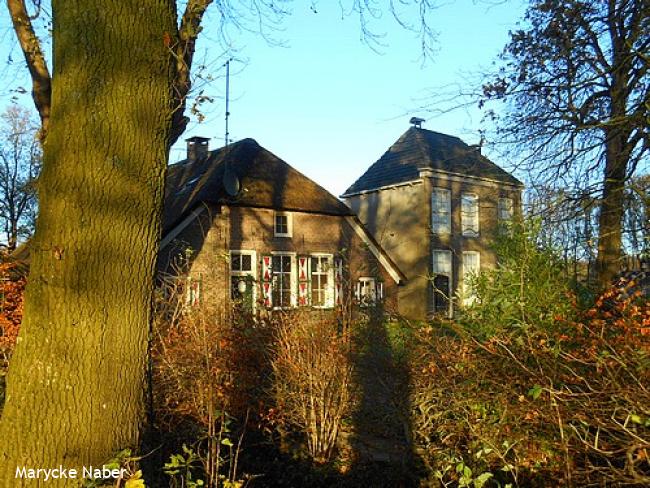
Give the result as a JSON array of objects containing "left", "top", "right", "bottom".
[{"left": 346, "top": 309, "right": 424, "bottom": 487}]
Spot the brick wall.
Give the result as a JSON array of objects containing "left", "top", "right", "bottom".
[
  {"left": 346, "top": 175, "right": 522, "bottom": 319},
  {"left": 158, "top": 204, "right": 399, "bottom": 314}
]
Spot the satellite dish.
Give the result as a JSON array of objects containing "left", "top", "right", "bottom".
[{"left": 223, "top": 163, "right": 240, "bottom": 197}]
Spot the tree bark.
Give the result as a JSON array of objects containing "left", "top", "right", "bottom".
[
  {"left": 0, "top": 1, "right": 175, "bottom": 486},
  {"left": 595, "top": 132, "right": 627, "bottom": 288}
]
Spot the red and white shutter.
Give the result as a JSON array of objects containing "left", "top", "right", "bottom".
[
  {"left": 261, "top": 255, "right": 273, "bottom": 308},
  {"left": 297, "top": 255, "right": 310, "bottom": 306},
  {"left": 376, "top": 281, "right": 384, "bottom": 301},
  {"left": 334, "top": 257, "right": 343, "bottom": 306}
]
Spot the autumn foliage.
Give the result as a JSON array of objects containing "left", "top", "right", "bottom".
[
  {"left": 409, "top": 284, "right": 650, "bottom": 486},
  {"left": 0, "top": 261, "right": 25, "bottom": 368}
]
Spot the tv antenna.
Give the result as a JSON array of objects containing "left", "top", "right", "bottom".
[
  {"left": 224, "top": 58, "right": 232, "bottom": 146},
  {"left": 222, "top": 57, "right": 240, "bottom": 196}
]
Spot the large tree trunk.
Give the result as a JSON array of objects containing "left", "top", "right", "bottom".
[{"left": 0, "top": 1, "right": 175, "bottom": 486}]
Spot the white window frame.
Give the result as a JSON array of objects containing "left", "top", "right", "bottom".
[
  {"left": 356, "top": 277, "right": 377, "bottom": 306},
  {"left": 431, "top": 188, "right": 451, "bottom": 234},
  {"left": 498, "top": 197, "right": 514, "bottom": 222},
  {"left": 274, "top": 211, "right": 293, "bottom": 238},
  {"left": 271, "top": 251, "right": 296, "bottom": 309},
  {"left": 310, "top": 253, "right": 334, "bottom": 308},
  {"left": 229, "top": 250, "right": 257, "bottom": 309},
  {"left": 185, "top": 274, "right": 202, "bottom": 308},
  {"left": 461, "top": 251, "right": 480, "bottom": 307},
  {"left": 461, "top": 193, "right": 480, "bottom": 237},
  {"left": 431, "top": 250, "right": 453, "bottom": 318}
]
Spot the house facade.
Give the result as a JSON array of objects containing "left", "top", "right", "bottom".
[
  {"left": 341, "top": 125, "right": 523, "bottom": 320},
  {"left": 158, "top": 137, "right": 405, "bottom": 314}
]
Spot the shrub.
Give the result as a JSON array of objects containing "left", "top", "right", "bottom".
[
  {"left": 270, "top": 312, "right": 354, "bottom": 464},
  {"left": 462, "top": 218, "right": 574, "bottom": 336},
  {"left": 409, "top": 284, "right": 650, "bottom": 486},
  {"left": 152, "top": 287, "right": 266, "bottom": 487}
]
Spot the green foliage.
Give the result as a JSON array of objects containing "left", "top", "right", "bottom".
[
  {"left": 82, "top": 449, "right": 146, "bottom": 488},
  {"left": 462, "top": 218, "right": 574, "bottom": 336},
  {"left": 164, "top": 445, "right": 205, "bottom": 488}
]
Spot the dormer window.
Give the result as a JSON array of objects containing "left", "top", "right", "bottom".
[{"left": 274, "top": 212, "right": 292, "bottom": 237}]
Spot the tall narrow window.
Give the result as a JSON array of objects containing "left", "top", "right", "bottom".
[
  {"left": 311, "top": 255, "right": 333, "bottom": 307},
  {"left": 274, "top": 212, "right": 292, "bottom": 237},
  {"left": 498, "top": 197, "right": 514, "bottom": 221},
  {"left": 431, "top": 188, "right": 451, "bottom": 234},
  {"left": 432, "top": 250, "right": 452, "bottom": 317},
  {"left": 272, "top": 254, "right": 294, "bottom": 308},
  {"left": 462, "top": 251, "right": 480, "bottom": 306},
  {"left": 230, "top": 251, "right": 256, "bottom": 311},
  {"left": 461, "top": 194, "right": 479, "bottom": 236}
]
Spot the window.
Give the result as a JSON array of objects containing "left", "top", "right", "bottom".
[
  {"left": 185, "top": 275, "right": 201, "bottom": 308},
  {"left": 432, "top": 250, "right": 452, "bottom": 317},
  {"left": 498, "top": 197, "right": 514, "bottom": 221},
  {"left": 431, "top": 188, "right": 451, "bottom": 234},
  {"left": 356, "top": 277, "right": 377, "bottom": 305},
  {"left": 462, "top": 251, "right": 480, "bottom": 306},
  {"left": 272, "top": 254, "right": 294, "bottom": 308},
  {"left": 230, "top": 251, "right": 256, "bottom": 311},
  {"left": 274, "top": 212, "right": 292, "bottom": 237},
  {"left": 461, "top": 194, "right": 479, "bottom": 236},
  {"left": 311, "top": 255, "right": 333, "bottom": 307}
]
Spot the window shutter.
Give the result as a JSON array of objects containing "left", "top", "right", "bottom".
[
  {"left": 334, "top": 257, "right": 344, "bottom": 305},
  {"left": 376, "top": 281, "right": 384, "bottom": 301},
  {"left": 297, "top": 255, "right": 310, "bottom": 306},
  {"left": 261, "top": 255, "right": 273, "bottom": 308}
]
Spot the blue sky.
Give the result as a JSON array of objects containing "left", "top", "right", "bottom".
[{"left": 1, "top": 1, "right": 527, "bottom": 196}]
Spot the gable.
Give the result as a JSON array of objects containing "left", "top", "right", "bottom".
[{"left": 163, "top": 138, "right": 353, "bottom": 235}]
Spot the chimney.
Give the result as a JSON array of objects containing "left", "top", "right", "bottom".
[{"left": 186, "top": 136, "right": 210, "bottom": 161}]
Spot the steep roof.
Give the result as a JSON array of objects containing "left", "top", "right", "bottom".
[
  {"left": 341, "top": 127, "right": 523, "bottom": 196},
  {"left": 163, "top": 138, "right": 353, "bottom": 235}
]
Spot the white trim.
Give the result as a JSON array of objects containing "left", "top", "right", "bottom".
[
  {"left": 420, "top": 168, "right": 524, "bottom": 189},
  {"left": 340, "top": 179, "right": 424, "bottom": 198},
  {"left": 461, "top": 251, "right": 480, "bottom": 307},
  {"left": 229, "top": 250, "right": 257, "bottom": 310},
  {"left": 432, "top": 249, "right": 453, "bottom": 318},
  {"left": 356, "top": 276, "right": 377, "bottom": 305},
  {"left": 461, "top": 193, "right": 480, "bottom": 237},
  {"left": 431, "top": 187, "right": 451, "bottom": 235},
  {"left": 270, "top": 251, "right": 297, "bottom": 308},
  {"left": 341, "top": 168, "right": 522, "bottom": 199},
  {"left": 160, "top": 206, "right": 206, "bottom": 250},
  {"left": 498, "top": 197, "right": 514, "bottom": 221},
  {"left": 344, "top": 216, "right": 404, "bottom": 285},
  {"left": 309, "top": 253, "right": 335, "bottom": 308},
  {"left": 274, "top": 211, "right": 293, "bottom": 237}
]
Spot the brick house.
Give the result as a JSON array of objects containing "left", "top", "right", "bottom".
[
  {"left": 341, "top": 125, "right": 523, "bottom": 320},
  {"left": 158, "top": 137, "right": 405, "bottom": 313}
]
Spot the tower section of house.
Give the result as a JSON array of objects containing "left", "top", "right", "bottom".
[
  {"left": 158, "top": 137, "right": 405, "bottom": 314},
  {"left": 341, "top": 125, "right": 523, "bottom": 320}
]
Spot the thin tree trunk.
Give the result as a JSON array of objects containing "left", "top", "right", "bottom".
[
  {"left": 595, "top": 141, "right": 627, "bottom": 288},
  {"left": 595, "top": 5, "right": 631, "bottom": 291},
  {"left": 0, "top": 2, "right": 175, "bottom": 486}
]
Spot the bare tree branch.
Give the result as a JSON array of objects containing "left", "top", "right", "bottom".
[{"left": 6, "top": 0, "right": 51, "bottom": 140}]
